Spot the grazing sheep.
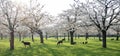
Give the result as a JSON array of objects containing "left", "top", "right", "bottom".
[
  {"left": 82, "top": 41, "right": 88, "bottom": 44},
  {"left": 84, "top": 41, "right": 88, "bottom": 44},
  {"left": 111, "top": 38, "right": 114, "bottom": 40},
  {"left": 57, "top": 39, "right": 65, "bottom": 45},
  {"left": 82, "top": 42, "right": 84, "bottom": 44},
  {"left": 22, "top": 41, "right": 31, "bottom": 47}
]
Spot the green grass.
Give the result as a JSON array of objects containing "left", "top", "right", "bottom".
[{"left": 0, "top": 37, "right": 120, "bottom": 56}]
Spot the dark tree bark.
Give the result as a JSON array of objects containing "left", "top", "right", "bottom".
[
  {"left": 68, "top": 32, "right": 70, "bottom": 41},
  {"left": 30, "top": 28, "right": 34, "bottom": 42},
  {"left": 10, "top": 30, "right": 14, "bottom": 50},
  {"left": 85, "top": 32, "right": 88, "bottom": 40},
  {"left": 102, "top": 30, "right": 107, "bottom": 48},
  {"left": 31, "top": 32, "right": 34, "bottom": 42},
  {"left": 70, "top": 31, "right": 75, "bottom": 44},
  {"left": 78, "top": 34, "right": 80, "bottom": 39},
  {"left": 35, "top": 29, "right": 44, "bottom": 43},
  {"left": 18, "top": 32, "right": 21, "bottom": 41},
  {"left": 64, "top": 33, "right": 66, "bottom": 40},
  {"left": 30, "top": 29, "right": 34, "bottom": 42},
  {"left": 45, "top": 32, "right": 48, "bottom": 40},
  {"left": 116, "top": 32, "right": 119, "bottom": 41},
  {"left": 98, "top": 32, "right": 102, "bottom": 41},
  {"left": 38, "top": 30, "right": 44, "bottom": 43},
  {"left": 0, "top": 33, "right": 3, "bottom": 40},
  {"left": 56, "top": 31, "right": 58, "bottom": 40},
  {"left": 39, "top": 32, "right": 44, "bottom": 43}
]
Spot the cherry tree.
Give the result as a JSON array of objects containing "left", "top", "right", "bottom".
[
  {"left": 75, "top": 0, "right": 120, "bottom": 48},
  {"left": 0, "top": 0, "right": 21, "bottom": 50}
]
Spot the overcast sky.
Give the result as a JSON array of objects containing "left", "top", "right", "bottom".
[
  {"left": 41, "top": 0, "right": 74, "bottom": 16},
  {"left": 12, "top": 0, "right": 74, "bottom": 16}
]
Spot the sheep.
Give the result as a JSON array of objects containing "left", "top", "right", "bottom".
[
  {"left": 57, "top": 39, "right": 65, "bottom": 45},
  {"left": 22, "top": 41, "right": 31, "bottom": 47},
  {"left": 84, "top": 41, "right": 88, "bottom": 44},
  {"left": 82, "top": 41, "right": 88, "bottom": 44},
  {"left": 111, "top": 38, "right": 114, "bottom": 40},
  {"left": 62, "top": 38, "right": 65, "bottom": 41},
  {"left": 82, "top": 42, "right": 84, "bottom": 44}
]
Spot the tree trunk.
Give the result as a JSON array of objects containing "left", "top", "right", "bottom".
[
  {"left": 10, "top": 30, "right": 14, "bottom": 50},
  {"left": 18, "top": 33, "right": 21, "bottom": 41},
  {"left": 0, "top": 33, "right": 3, "bottom": 40},
  {"left": 64, "top": 33, "right": 66, "bottom": 40},
  {"left": 78, "top": 34, "right": 80, "bottom": 39},
  {"left": 102, "top": 30, "right": 107, "bottom": 48},
  {"left": 39, "top": 31, "right": 44, "bottom": 43},
  {"left": 68, "top": 32, "right": 70, "bottom": 41},
  {"left": 98, "top": 32, "right": 102, "bottom": 41},
  {"left": 70, "top": 31, "right": 74, "bottom": 44},
  {"left": 31, "top": 32, "right": 34, "bottom": 42},
  {"left": 56, "top": 32, "right": 58, "bottom": 40},
  {"left": 55, "top": 32, "right": 58, "bottom": 40},
  {"left": 116, "top": 32, "right": 119, "bottom": 41},
  {"left": 85, "top": 32, "right": 88, "bottom": 40},
  {"left": 45, "top": 32, "right": 48, "bottom": 40}
]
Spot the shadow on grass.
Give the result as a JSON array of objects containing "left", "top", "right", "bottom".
[
  {"left": 0, "top": 49, "right": 14, "bottom": 56},
  {"left": 1, "top": 42, "right": 120, "bottom": 56}
]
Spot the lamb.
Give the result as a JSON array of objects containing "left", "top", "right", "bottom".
[{"left": 22, "top": 41, "right": 31, "bottom": 47}]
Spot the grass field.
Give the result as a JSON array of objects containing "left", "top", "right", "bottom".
[{"left": 0, "top": 37, "right": 120, "bottom": 56}]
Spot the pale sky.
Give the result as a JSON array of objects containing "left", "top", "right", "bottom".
[
  {"left": 12, "top": 0, "right": 74, "bottom": 16},
  {"left": 41, "top": 0, "right": 74, "bottom": 16}
]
